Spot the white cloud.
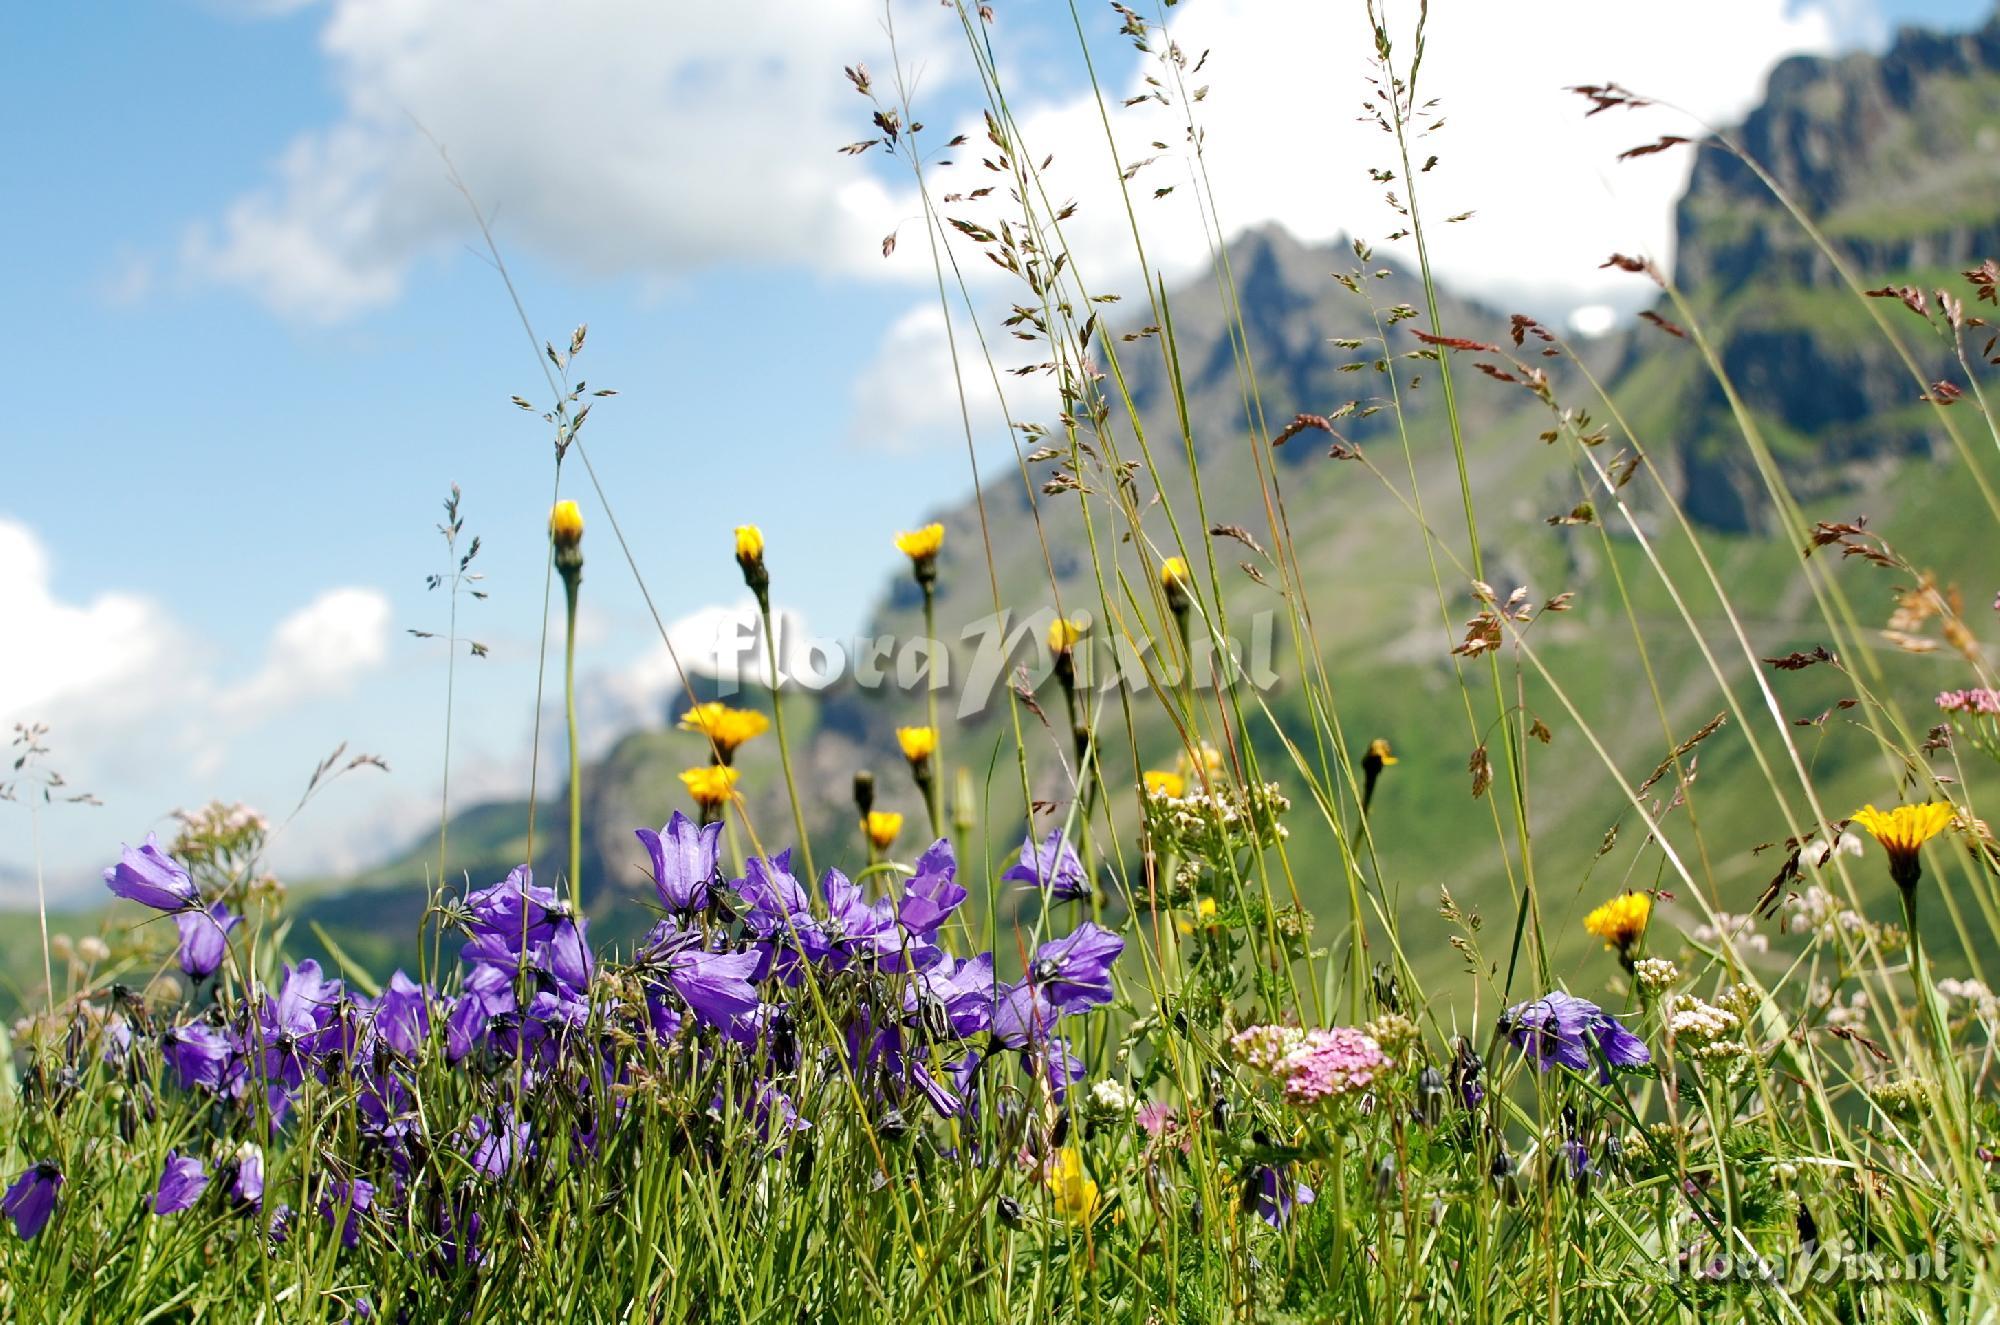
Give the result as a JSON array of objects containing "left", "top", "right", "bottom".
[
  {"left": 229, "top": 587, "right": 393, "bottom": 713},
  {"left": 0, "top": 519, "right": 180, "bottom": 721},
  {"left": 846, "top": 0, "right": 1850, "bottom": 448},
  {"left": 0, "top": 519, "right": 396, "bottom": 893},
  {"left": 184, "top": 0, "right": 953, "bottom": 320},
  {"left": 848, "top": 303, "right": 1016, "bottom": 454}
]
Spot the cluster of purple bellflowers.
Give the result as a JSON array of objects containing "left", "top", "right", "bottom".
[{"left": 5, "top": 812, "right": 1122, "bottom": 1251}]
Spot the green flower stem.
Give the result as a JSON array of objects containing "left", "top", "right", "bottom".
[
  {"left": 922, "top": 587, "right": 944, "bottom": 834},
  {"left": 760, "top": 602, "right": 815, "bottom": 882},
  {"left": 563, "top": 572, "right": 583, "bottom": 916}
]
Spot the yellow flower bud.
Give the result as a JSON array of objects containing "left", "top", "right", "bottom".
[
  {"left": 679, "top": 764, "right": 740, "bottom": 810},
  {"left": 549, "top": 500, "right": 585, "bottom": 548},
  {"left": 734, "top": 525, "right": 765, "bottom": 564},
  {"left": 864, "top": 810, "right": 904, "bottom": 851},
  {"left": 1047, "top": 616, "right": 1087, "bottom": 653},
  {"left": 896, "top": 726, "right": 938, "bottom": 763}
]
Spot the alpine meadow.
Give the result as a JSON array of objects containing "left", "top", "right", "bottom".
[{"left": 12, "top": 2, "right": 2000, "bottom": 1321}]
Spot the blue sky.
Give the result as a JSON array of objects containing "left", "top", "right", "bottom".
[{"left": 1, "top": 0, "right": 1986, "bottom": 901}]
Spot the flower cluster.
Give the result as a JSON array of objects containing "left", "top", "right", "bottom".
[
  {"left": 5, "top": 816, "right": 1124, "bottom": 1248},
  {"left": 1143, "top": 777, "right": 1290, "bottom": 859},
  {"left": 1664, "top": 993, "right": 1749, "bottom": 1064},
  {"left": 1937, "top": 688, "right": 2000, "bottom": 715},
  {"left": 1231, "top": 1023, "right": 1392, "bottom": 1105}
]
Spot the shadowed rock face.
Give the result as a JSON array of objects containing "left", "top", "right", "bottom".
[{"left": 1664, "top": 12, "right": 2000, "bottom": 530}]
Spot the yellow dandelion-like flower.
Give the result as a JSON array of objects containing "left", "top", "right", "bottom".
[
  {"left": 1177, "top": 897, "right": 1219, "bottom": 935},
  {"left": 1583, "top": 891, "right": 1652, "bottom": 954},
  {"left": 1159, "top": 556, "right": 1192, "bottom": 591},
  {"left": 864, "top": 810, "right": 904, "bottom": 851},
  {"left": 1852, "top": 802, "right": 1955, "bottom": 887},
  {"left": 734, "top": 525, "right": 765, "bottom": 563},
  {"left": 679, "top": 765, "right": 740, "bottom": 810},
  {"left": 894, "top": 523, "right": 945, "bottom": 563},
  {"left": 1043, "top": 1146, "right": 1102, "bottom": 1223},
  {"left": 897, "top": 726, "right": 938, "bottom": 763},
  {"left": 1047, "top": 616, "right": 1087, "bottom": 652},
  {"left": 679, "top": 703, "right": 769, "bottom": 756},
  {"left": 1364, "top": 738, "right": 1397, "bottom": 769},
  {"left": 1178, "top": 743, "right": 1225, "bottom": 778},
  {"left": 1143, "top": 769, "right": 1185, "bottom": 799},
  {"left": 548, "top": 500, "right": 584, "bottom": 548}
]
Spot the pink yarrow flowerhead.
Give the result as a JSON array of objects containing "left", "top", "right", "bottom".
[
  {"left": 1233, "top": 1023, "right": 1391, "bottom": 1104},
  {"left": 1937, "top": 688, "right": 2000, "bottom": 716},
  {"left": 1278, "top": 1027, "right": 1391, "bottom": 1103}
]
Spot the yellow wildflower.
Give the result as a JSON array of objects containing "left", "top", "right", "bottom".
[
  {"left": 679, "top": 765, "right": 740, "bottom": 810},
  {"left": 1142, "top": 769, "right": 1185, "bottom": 799},
  {"left": 897, "top": 726, "right": 938, "bottom": 763},
  {"left": 1852, "top": 802, "right": 1955, "bottom": 888},
  {"left": 733, "top": 525, "right": 765, "bottom": 563},
  {"left": 864, "top": 810, "right": 904, "bottom": 851},
  {"left": 1583, "top": 891, "right": 1652, "bottom": 954},
  {"left": 679, "top": 703, "right": 769, "bottom": 757},
  {"left": 1177, "top": 897, "right": 1219, "bottom": 935},
  {"left": 1043, "top": 1146, "right": 1102, "bottom": 1223},
  {"left": 1047, "top": 616, "right": 1087, "bottom": 652},
  {"left": 893, "top": 523, "right": 945, "bottom": 563}
]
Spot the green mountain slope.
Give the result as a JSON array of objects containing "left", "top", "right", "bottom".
[{"left": 15, "top": 12, "right": 2000, "bottom": 1010}]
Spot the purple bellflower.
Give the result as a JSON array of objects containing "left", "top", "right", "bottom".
[
  {"left": 635, "top": 810, "right": 720, "bottom": 913},
  {"left": 103, "top": 834, "right": 198, "bottom": 911},
  {"left": 3, "top": 1162, "right": 62, "bottom": 1242},
  {"left": 1500, "top": 991, "right": 1651, "bottom": 1083},
  {"left": 1001, "top": 829, "right": 1090, "bottom": 900},
  {"left": 175, "top": 902, "right": 240, "bottom": 980},
  {"left": 152, "top": 1150, "right": 209, "bottom": 1215}
]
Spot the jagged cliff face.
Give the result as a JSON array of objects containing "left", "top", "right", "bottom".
[{"left": 1666, "top": 13, "right": 2000, "bottom": 529}]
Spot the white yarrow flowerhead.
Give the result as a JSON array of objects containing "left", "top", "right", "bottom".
[
  {"left": 1633, "top": 957, "right": 1681, "bottom": 994},
  {"left": 1088, "top": 1078, "right": 1136, "bottom": 1118}
]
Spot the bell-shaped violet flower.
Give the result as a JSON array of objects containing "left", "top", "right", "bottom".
[
  {"left": 1001, "top": 829, "right": 1090, "bottom": 900},
  {"left": 462, "top": 1109, "right": 532, "bottom": 1179},
  {"left": 899, "top": 840, "right": 967, "bottom": 936},
  {"left": 635, "top": 811, "right": 719, "bottom": 913},
  {"left": 1249, "top": 1163, "right": 1315, "bottom": 1228},
  {"left": 175, "top": 902, "right": 240, "bottom": 980},
  {"left": 462, "top": 866, "right": 560, "bottom": 947},
  {"left": 103, "top": 834, "right": 198, "bottom": 911},
  {"left": 1500, "top": 990, "right": 1651, "bottom": 1083},
  {"left": 225, "top": 1144, "right": 264, "bottom": 1210},
  {"left": 1029, "top": 921, "right": 1124, "bottom": 1013},
  {"left": 152, "top": 1150, "right": 209, "bottom": 1215},
  {"left": 162, "top": 1022, "right": 237, "bottom": 1093},
  {"left": 820, "top": 868, "right": 898, "bottom": 969},
  {"left": 3, "top": 1162, "right": 62, "bottom": 1241},
  {"left": 319, "top": 1177, "right": 374, "bottom": 1250},
  {"left": 372, "top": 971, "right": 432, "bottom": 1058},
  {"left": 639, "top": 920, "right": 763, "bottom": 1038}
]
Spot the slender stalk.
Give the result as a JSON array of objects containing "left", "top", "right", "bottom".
[
  {"left": 922, "top": 588, "right": 944, "bottom": 836},
  {"left": 32, "top": 800, "right": 51, "bottom": 1015},
  {"left": 761, "top": 603, "right": 816, "bottom": 880},
  {"left": 563, "top": 573, "right": 583, "bottom": 915}
]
